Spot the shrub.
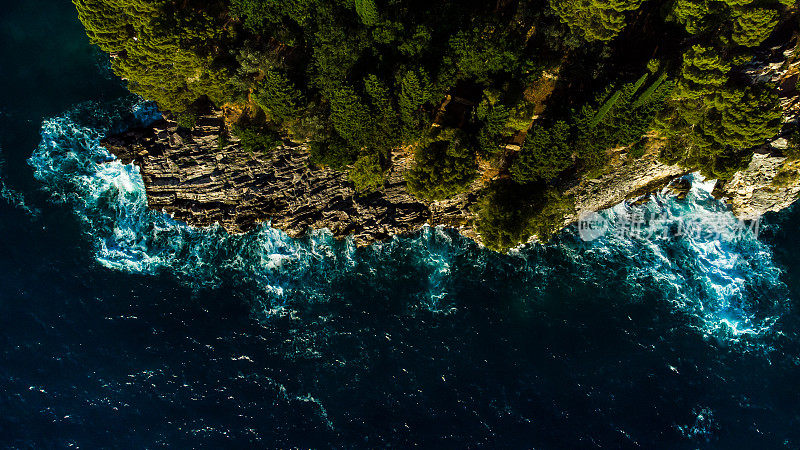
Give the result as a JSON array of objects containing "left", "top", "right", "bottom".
[
  {"left": 405, "top": 138, "right": 477, "bottom": 201},
  {"left": 232, "top": 122, "right": 282, "bottom": 154},
  {"left": 511, "top": 121, "right": 573, "bottom": 183},
  {"left": 474, "top": 182, "right": 574, "bottom": 252},
  {"left": 308, "top": 138, "right": 360, "bottom": 170},
  {"left": 176, "top": 112, "right": 198, "bottom": 130},
  {"left": 348, "top": 154, "right": 385, "bottom": 193}
]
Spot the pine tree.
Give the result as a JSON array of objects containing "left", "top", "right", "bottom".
[
  {"left": 405, "top": 137, "right": 477, "bottom": 201},
  {"left": 511, "top": 122, "right": 573, "bottom": 183},
  {"left": 398, "top": 71, "right": 427, "bottom": 138},
  {"left": 550, "top": 0, "right": 645, "bottom": 41},
  {"left": 354, "top": 0, "right": 379, "bottom": 26},
  {"left": 732, "top": 8, "right": 779, "bottom": 47},
  {"left": 253, "top": 69, "right": 303, "bottom": 123},
  {"left": 675, "top": 45, "right": 731, "bottom": 101}
]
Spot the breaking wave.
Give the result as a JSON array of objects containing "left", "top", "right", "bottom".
[{"left": 27, "top": 98, "right": 790, "bottom": 347}]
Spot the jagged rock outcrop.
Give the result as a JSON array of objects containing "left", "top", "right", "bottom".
[
  {"left": 561, "top": 144, "right": 688, "bottom": 225},
  {"left": 103, "top": 33, "right": 800, "bottom": 247},
  {"left": 102, "top": 113, "right": 691, "bottom": 245},
  {"left": 102, "top": 113, "right": 798, "bottom": 247},
  {"left": 102, "top": 114, "right": 479, "bottom": 245},
  {"left": 721, "top": 150, "right": 800, "bottom": 219},
  {"left": 720, "top": 33, "right": 800, "bottom": 218}
]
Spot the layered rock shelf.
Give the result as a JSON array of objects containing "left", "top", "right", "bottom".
[{"left": 102, "top": 114, "right": 479, "bottom": 246}]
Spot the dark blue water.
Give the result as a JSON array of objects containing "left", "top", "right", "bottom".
[{"left": 2, "top": 2, "right": 800, "bottom": 447}]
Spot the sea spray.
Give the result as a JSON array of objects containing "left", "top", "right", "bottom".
[{"left": 28, "top": 99, "right": 790, "bottom": 348}]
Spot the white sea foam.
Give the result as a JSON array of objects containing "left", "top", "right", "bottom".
[{"left": 28, "top": 100, "right": 790, "bottom": 346}]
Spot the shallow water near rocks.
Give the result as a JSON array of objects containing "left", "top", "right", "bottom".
[{"left": 2, "top": 1, "right": 800, "bottom": 447}]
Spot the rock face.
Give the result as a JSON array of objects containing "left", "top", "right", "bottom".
[
  {"left": 102, "top": 113, "right": 798, "bottom": 247},
  {"left": 102, "top": 35, "right": 800, "bottom": 247},
  {"left": 721, "top": 151, "right": 800, "bottom": 219},
  {"left": 562, "top": 145, "right": 688, "bottom": 226},
  {"left": 102, "top": 114, "right": 479, "bottom": 245},
  {"left": 102, "top": 112, "right": 691, "bottom": 246},
  {"left": 721, "top": 33, "right": 800, "bottom": 218}
]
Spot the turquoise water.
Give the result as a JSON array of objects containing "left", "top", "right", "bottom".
[{"left": 2, "top": 1, "right": 800, "bottom": 447}]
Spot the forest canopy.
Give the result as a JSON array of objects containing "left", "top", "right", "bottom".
[{"left": 74, "top": 0, "right": 797, "bottom": 251}]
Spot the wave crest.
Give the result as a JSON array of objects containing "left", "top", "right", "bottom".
[{"left": 28, "top": 99, "right": 790, "bottom": 347}]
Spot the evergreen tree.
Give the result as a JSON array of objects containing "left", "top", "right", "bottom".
[
  {"left": 398, "top": 71, "right": 428, "bottom": 139},
  {"left": 354, "top": 0, "right": 379, "bottom": 26},
  {"left": 405, "top": 137, "right": 477, "bottom": 201},
  {"left": 325, "top": 83, "right": 375, "bottom": 151},
  {"left": 550, "top": 0, "right": 645, "bottom": 41},
  {"left": 253, "top": 69, "right": 303, "bottom": 123},
  {"left": 732, "top": 8, "right": 779, "bottom": 47},
  {"left": 511, "top": 122, "right": 573, "bottom": 183},
  {"left": 675, "top": 45, "right": 731, "bottom": 101}
]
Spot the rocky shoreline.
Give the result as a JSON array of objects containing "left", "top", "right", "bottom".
[
  {"left": 103, "top": 113, "right": 480, "bottom": 246},
  {"left": 102, "top": 36, "right": 800, "bottom": 248},
  {"left": 101, "top": 110, "right": 799, "bottom": 248}
]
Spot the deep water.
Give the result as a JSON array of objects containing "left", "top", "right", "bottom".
[{"left": 2, "top": 2, "right": 800, "bottom": 448}]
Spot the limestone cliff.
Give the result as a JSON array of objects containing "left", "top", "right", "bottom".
[
  {"left": 721, "top": 151, "right": 800, "bottom": 219},
  {"left": 103, "top": 114, "right": 479, "bottom": 246},
  {"left": 102, "top": 35, "right": 800, "bottom": 247},
  {"left": 101, "top": 113, "right": 693, "bottom": 246},
  {"left": 719, "top": 34, "right": 800, "bottom": 219}
]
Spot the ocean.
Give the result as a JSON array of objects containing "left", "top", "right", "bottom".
[{"left": 1, "top": 1, "right": 800, "bottom": 447}]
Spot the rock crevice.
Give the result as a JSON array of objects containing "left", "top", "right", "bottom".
[{"left": 102, "top": 115, "right": 477, "bottom": 246}]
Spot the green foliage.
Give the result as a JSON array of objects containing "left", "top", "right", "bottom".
[
  {"left": 669, "top": 0, "right": 781, "bottom": 49},
  {"left": 474, "top": 183, "right": 535, "bottom": 252},
  {"left": 647, "top": 59, "right": 661, "bottom": 74},
  {"left": 230, "top": 0, "right": 317, "bottom": 31},
  {"left": 474, "top": 182, "right": 574, "bottom": 252},
  {"left": 530, "top": 190, "right": 575, "bottom": 242},
  {"left": 218, "top": 128, "right": 230, "bottom": 150},
  {"left": 589, "top": 89, "right": 622, "bottom": 128},
  {"left": 310, "top": 19, "right": 368, "bottom": 87},
  {"left": 325, "top": 82, "right": 374, "bottom": 150},
  {"left": 405, "top": 137, "right": 477, "bottom": 201},
  {"left": 784, "top": 124, "right": 800, "bottom": 160},
  {"left": 511, "top": 122, "right": 573, "bottom": 183},
  {"left": 633, "top": 72, "right": 669, "bottom": 107},
  {"left": 176, "top": 111, "right": 198, "bottom": 130},
  {"left": 398, "top": 26, "right": 432, "bottom": 57},
  {"left": 550, "top": 0, "right": 644, "bottom": 41},
  {"left": 475, "top": 99, "right": 511, "bottom": 157},
  {"left": 575, "top": 74, "right": 673, "bottom": 172},
  {"left": 707, "top": 86, "right": 782, "bottom": 149},
  {"left": 447, "top": 28, "right": 519, "bottom": 83},
  {"left": 675, "top": 45, "right": 731, "bottom": 101},
  {"left": 732, "top": 8, "right": 779, "bottom": 47},
  {"left": 308, "top": 138, "right": 360, "bottom": 169},
  {"left": 772, "top": 168, "right": 800, "bottom": 188},
  {"left": 354, "top": 0, "right": 379, "bottom": 27},
  {"left": 398, "top": 70, "right": 429, "bottom": 138},
  {"left": 658, "top": 85, "right": 781, "bottom": 179},
  {"left": 74, "top": 0, "right": 236, "bottom": 113},
  {"left": 75, "top": 0, "right": 791, "bottom": 251},
  {"left": 253, "top": 70, "right": 303, "bottom": 123},
  {"left": 232, "top": 122, "right": 282, "bottom": 154},
  {"left": 348, "top": 153, "right": 385, "bottom": 193},
  {"left": 364, "top": 74, "right": 401, "bottom": 149},
  {"left": 670, "top": 0, "right": 713, "bottom": 35}
]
